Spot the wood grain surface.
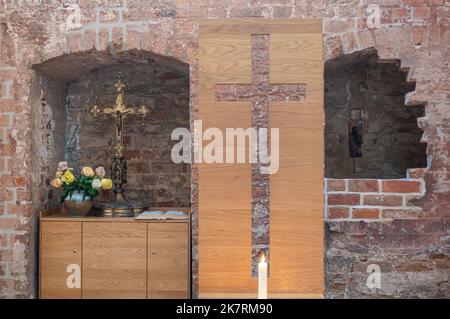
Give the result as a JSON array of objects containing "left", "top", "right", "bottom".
[
  {"left": 82, "top": 222, "right": 147, "bottom": 299},
  {"left": 199, "top": 19, "right": 324, "bottom": 297},
  {"left": 147, "top": 223, "right": 190, "bottom": 298},
  {"left": 40, "top": 221, "right": 82, "bottom": 299}
]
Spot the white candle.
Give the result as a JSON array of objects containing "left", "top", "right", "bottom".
[{"left": 258, "top": 254, "right": 268, "bottom": 299}]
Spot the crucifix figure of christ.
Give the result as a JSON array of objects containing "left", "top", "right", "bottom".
[
  {"left": 215, "top": 34, "right": 307, "bottom": 276},
  {"left": 90, "top": 72, "right": 150, "bottom": 212}
]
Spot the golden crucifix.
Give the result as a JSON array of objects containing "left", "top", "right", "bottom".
[
  {"left": 89, "top": 72, "right": 150, "bottom": 208},
  {"left": 90, "top": 72, "right": 149, "bottom": 158}
]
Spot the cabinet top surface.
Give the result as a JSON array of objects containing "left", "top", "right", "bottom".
[
  {"left": 41, "top": 207, "right": 190, "bottom": 223},
  {"left": 41, "top": 216, "right": 189, "bottom": 223}
]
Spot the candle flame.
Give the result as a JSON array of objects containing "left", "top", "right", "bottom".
[{"left": 260, "top": 254, "right": 266, "bottom": 263}]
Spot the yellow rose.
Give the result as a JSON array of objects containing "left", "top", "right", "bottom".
[
  {"left": 50, "top": 178, "right": 63, "bottom": 188},
  {"left": 101, "top": 178, "right": 113, "bottom": 190},
  {"left": 82, "top": 166, "right": 95, "bottom": 177},
  {"left": 61, "top": 170, "right": 75, "bottom": 184}
]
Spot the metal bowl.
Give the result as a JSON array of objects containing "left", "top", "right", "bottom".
[{"left": 64, "top": 191, "right": 93, "bottom": 217}]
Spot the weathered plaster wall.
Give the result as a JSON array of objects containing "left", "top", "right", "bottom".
[
  {"left": 0, "top": 0, "right": 448, "bottom": 299},
  {"left": 30, "top": 73, "right": 67, "bottom": 213}
]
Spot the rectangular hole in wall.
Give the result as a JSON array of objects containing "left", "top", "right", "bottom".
[{"left": 349, "top": 120, "right": 363, "bottom": 158}]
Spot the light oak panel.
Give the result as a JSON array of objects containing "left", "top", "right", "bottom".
[
  {"left": 199, "top": 19, "right": 324, "bottom": 297},
  {"left": 199, "top": 35, "right": 251, "bottom": 93},
  {"left": 82, "top": 222, "right": 147, "bottom": 299},
  {"left": 199, "top": 21, "right": 254, "bottom": 296},
  {"left": 199, "top": 207, "right": 256, "bottom": 294},
  {"left": 200, "top": 19, "right": 322, "bottom": 35},
  {"left": 40, "top": 221, "right": 82, "bottom": 299},
  {"left": 270, "top": 33, "right": 323, "bottom": 105},
  {"left": 147, "top": 223, "right": 189, "bottom": 298},
  {"left": 269, "top": 29, "right": 324, "bottom": 295}
]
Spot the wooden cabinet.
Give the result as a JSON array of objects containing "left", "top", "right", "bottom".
[
  {"left": 40, "top": 221, "right": 82, "bottom": 299},
  {"left": 39, "top": 215, "right": 190, "bottom": 299},
  {"left": 148, "top": 223, "right": 189, "bottom": 298},
  {"left": 82, "top": 222, "right": 147, "bottom": 299}
]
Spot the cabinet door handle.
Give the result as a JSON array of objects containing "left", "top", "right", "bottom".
[
  {"left": 73, "top": 249, "right": 78, "bottom": 254},
  {"left": 151, "top": 250, "right": 156, "bottom": 255}
]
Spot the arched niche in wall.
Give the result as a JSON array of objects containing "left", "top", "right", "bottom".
[
  {"left": 30, "top": 50, "right": 190, "bottom": 211},
  {"left": 324, "top": 48, "right": 427, "bottom": 179}
]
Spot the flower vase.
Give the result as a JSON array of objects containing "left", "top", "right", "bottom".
[{"left": 64, "top": 191, "right": 93, "bottom": 217}]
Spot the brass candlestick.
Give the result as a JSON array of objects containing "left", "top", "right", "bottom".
[{"left": 89, "top": 72, "right": 150, "bottom": 217}]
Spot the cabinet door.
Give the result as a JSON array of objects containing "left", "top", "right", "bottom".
[
  {"left": 82, "top": 222, "right": 147, "bottom": 299},
  {"left": 148, "top": 223, "right": 189, "bottom": 298},
  {"left": 40, "top": 221, "right": 82, "bottom": 299}
]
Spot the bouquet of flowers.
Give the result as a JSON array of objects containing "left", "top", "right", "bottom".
[{"left": 50, "top": 161, "right": 113, "bottom": 203}]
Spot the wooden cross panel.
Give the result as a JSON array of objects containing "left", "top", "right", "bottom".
[{"left": 198, "top": 19, "right": 324, "bottom": 298}]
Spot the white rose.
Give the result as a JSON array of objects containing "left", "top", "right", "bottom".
[{"left": 92, "top": 178, "right": 102, "bottom": 189}]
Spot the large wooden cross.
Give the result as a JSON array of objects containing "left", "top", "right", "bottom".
[{"left": 215, "top": 34, "right": 307, "bottom": 275}]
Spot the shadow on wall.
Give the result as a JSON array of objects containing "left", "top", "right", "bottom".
[{"left": 324, "top": 48, "right": 427, "bottom": 179}]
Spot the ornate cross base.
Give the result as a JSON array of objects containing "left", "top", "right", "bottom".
[
  {"left": 91, "top": 200, "right": 149, "bottom": 217},
  {"left": 91, "top": 157, "right": 149, "bottom": 217}
]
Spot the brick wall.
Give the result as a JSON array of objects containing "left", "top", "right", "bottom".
[
  {"left": 326, "top": 171, "right": 425, "bottom": 221},
  {"left": 0, "top": 0, "right": 449, "bottom": 298},
  {"left": 0, "top": 67, "right": 14, "bottom": 178},
  {"left": 65, "top": 63, "right": 190, "bottom": 206},
  {"left": 325, "top": 168, "right": 449, "bottom": 298},
  {"left": 1, "top": 15, "right": 33, "bottom": 297},
  {"left": 325, "top": 49, "right": 427, "bottom": 179}
]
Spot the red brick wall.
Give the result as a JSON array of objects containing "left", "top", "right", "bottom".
[
  {"left": 0, "top": 1, "right": 449, "bottom": 298},
  {"left": 64, "top": 63, "right": 190, "bottom": 206},
  {"left": 326, "top": 169, "right": 426, "bottom": 221}
]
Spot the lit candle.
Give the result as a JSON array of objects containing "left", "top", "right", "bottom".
[{"left": 258, "top": 254, "right": 268, "bottom": 299}]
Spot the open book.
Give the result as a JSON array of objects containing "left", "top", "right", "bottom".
[{"left": 135, "top": 210, "right": 188, "bottom": 220}]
